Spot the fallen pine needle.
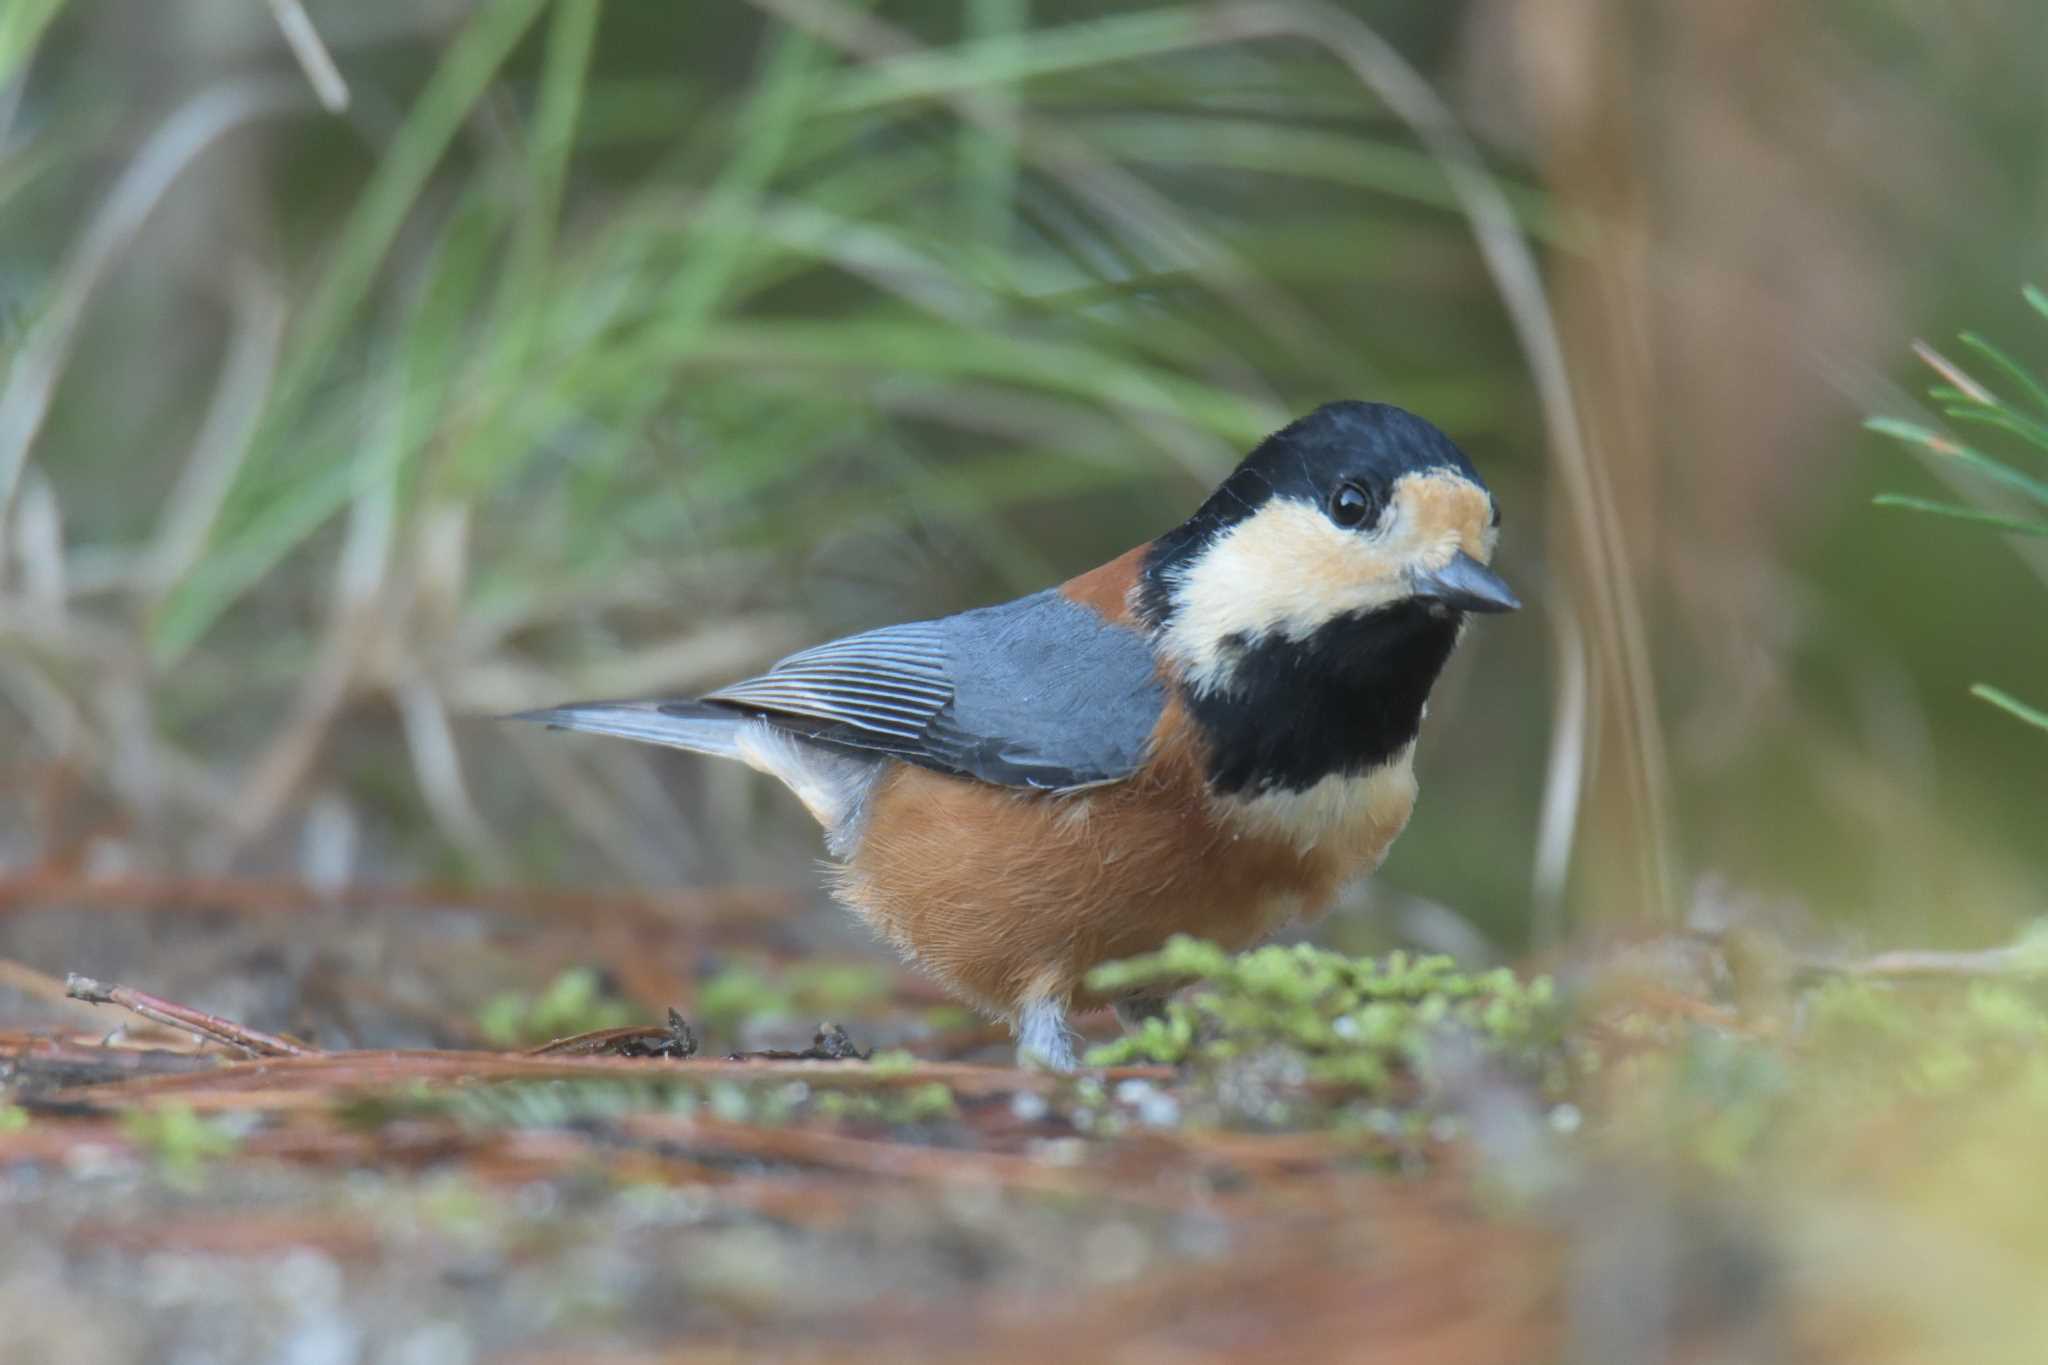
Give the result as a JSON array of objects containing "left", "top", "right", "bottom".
[{"left": 64, "top": 974, "right": 319, "bottom": 1058}]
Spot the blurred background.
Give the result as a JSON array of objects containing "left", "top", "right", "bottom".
[{"left": 3, "top": 0, "right": 2045, "bottom": 980}]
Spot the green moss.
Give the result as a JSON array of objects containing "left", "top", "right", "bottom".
[
  {"left": 921, "top": 1005, "right": 980, "bottom": 1032},
  {"left": 123, "top": 1104, "right": 241, "bottom": 1184},
  {"left": 813, "top": 1080, "right": 958, "bottom": 1124},
  {"left": 477, "top": 967, "right": 638, "bottom": 1046},
  {"left": 1658, "top": 1030, "right": 1795, "bottom": 1174},
  {"left": 447, "top": 1078, "right": 691, "bottom": 1129},
  {"left": 1080, "top": 937, "right": 1564, "bottom": 1125},
  {"left": 1616, "top": 950, "right": 2048, "bottom": 1178},
  {"left": 694, "top": 965, "right": 780, "bottom": 1033},
  {"left": 784, "top": 962, "right": 895, "bottom": 1014},
  {"left": 901, "top": 1081, "right": 958, "bottom": 1121},
  {"left": 0, "top": 1104, "right": 28, "bottom": 1133},
  {"left": 1802, "top": 972, "right": 2048, "bottom": 1099},
  {"left": 865, "top": 1048, "right": 919, "bottom": 1076},
  {"left": 694, "top": 959, "right": 893, "bottom": 1037}
]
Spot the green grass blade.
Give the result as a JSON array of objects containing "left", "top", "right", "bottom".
[
  {"left": 152, "top": 0, "right": 549, "bottom": 663},
  {"left": 959, "top": 0, "right": 1028, "bottom": 248},
  {"left": 1077, "top": 115, "right": 1566, "bottom": 244},
  {"left": 675, "top": 318, "right": 1282, "bottom": 441},
  {"left": 650, "top": 26, "right": 825, "bottom": 341},
  {"left": 1872, "top": 494, "right": 2048, "bottom": 537},
  {"left": 154, "top": 457, "right": 360, "bottom": 665},
  {"left": 485, "top": 23, "right": 832, "bottom": 499},
  {"left": 1972, "top": 684, "right": 2048, "bottom": 733},
  {"left": 398, "top": 184, "right": 513, "bottom": 475},
  {"left": 821, "top": 9, "right": 1206, "bottom": 113},
  {"left": 491, "top": 0, "right": 601, "bottom": 381},
  {"left": 263, "top": 0, "right": 549, "bottom": 436}
]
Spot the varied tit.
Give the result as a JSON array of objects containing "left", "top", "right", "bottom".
[{"left": 515, "top": 401, "right": 1518, "bottom": 1069}]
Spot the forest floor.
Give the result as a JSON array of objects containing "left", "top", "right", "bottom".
[{"left": 4, "top": 871, "right": 2047, "bottom": 1364}]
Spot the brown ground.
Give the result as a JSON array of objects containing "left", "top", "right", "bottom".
[{"left": 3, "top": 869, "right": 2041, "bottom": 1364}]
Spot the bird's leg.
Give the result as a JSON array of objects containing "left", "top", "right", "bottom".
[
  {"left": 1014, "top": 996, "right": 1077, "bottom": 1071},
  {"left": 1112, "top": 993, "right": 1172, "bottom": 1031}
]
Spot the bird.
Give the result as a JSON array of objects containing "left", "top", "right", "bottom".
[{"left": 513, "top": 401, "right": 1518, "bottom": 1069}]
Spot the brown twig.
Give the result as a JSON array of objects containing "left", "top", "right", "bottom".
[
  {"left": 0, "top": 954, "right": 217, "bottom": 1061},
  {"left": 63, "top": 974, "right": 319, "bottom": 1058}
]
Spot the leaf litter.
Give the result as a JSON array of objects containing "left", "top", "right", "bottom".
[{"left": 6, "top": 876, "right": 2048, "bottom": 1362}]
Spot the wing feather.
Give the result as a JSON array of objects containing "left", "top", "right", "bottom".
[
  {"left": 688, "top": 592, "right": 1164, "bottom": 790},
  {"left": 699, "top": 621, "right": 953, "bottom": 742}
]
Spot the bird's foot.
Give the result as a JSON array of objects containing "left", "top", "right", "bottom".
[{"left": 1014, "top": 997, "right": 1078, "bottom": 1071}]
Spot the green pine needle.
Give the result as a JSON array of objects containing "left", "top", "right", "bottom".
[
  {"left": 1959, "top": 331, "right": 2048, "bottom": 424},
  {"left": 1945, "top": 403, "right": 2048, "bottom": 456},
  {"left": 1871, "top": 494, "right": 2048, "bottom": 537},
  {"left": 1866, "top": 418, "right": 2048, "bottom": 506},
  {"left": 2024, "top": 283, "right": 2048, "bottom": 326}
]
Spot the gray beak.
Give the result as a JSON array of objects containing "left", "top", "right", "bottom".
[{"left": 1409, "top": 550, "right": 1521, "bottom": 614}]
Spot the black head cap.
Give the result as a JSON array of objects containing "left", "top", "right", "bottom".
[
  {"left": 1211, "top": 401, "right": 1481, "bottom": 522},
  {"left": 1140, "top": 402, "right": 1487, "bottom": 622}
]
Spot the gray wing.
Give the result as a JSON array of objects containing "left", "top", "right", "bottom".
[
  {"left": 695, "top": 589, "right": 1165, "bottom": 790},
  {"left": 703, "top": 622, "right": 953, "bottom": 745}
]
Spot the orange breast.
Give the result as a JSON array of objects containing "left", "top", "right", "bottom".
[{"left": 833, "top": 700, "right": 1415, "bottom": 1020}]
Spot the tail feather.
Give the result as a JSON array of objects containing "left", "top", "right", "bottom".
[
  {"left": 506, "top": 700, "right": 746, "bottom": 761},
  {"left": 510, "top": 698, "right": 884, "bottom": 841}
]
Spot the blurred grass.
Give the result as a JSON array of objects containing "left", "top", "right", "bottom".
[
  {"left": 0, "top": 2, "right": 65, "bottom": 91},
  {"left": 1, "top": 0, "right": 2045, "bottom": 939},
  {"left": 0, "top": 1, "right": 1554, "bottom": 906}
]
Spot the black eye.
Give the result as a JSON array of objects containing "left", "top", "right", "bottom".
[{"left": 1328, "top": 482, "right": 1379, "bottom": 529}]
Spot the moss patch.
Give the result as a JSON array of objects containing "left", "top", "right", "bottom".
[
  {"left": 694, "top": 960, "right": 895, "bottom": 1038},
  {"left": 477, "top": 968, "right": 639, "bottom": 1046},
  {"left": 1081, "top": 936, "right": 1565, "bottom": 1128}
]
